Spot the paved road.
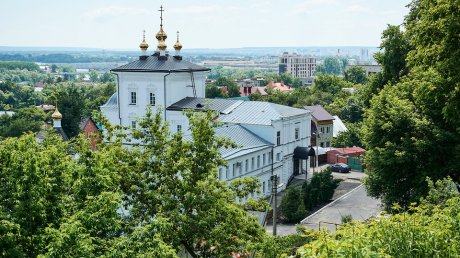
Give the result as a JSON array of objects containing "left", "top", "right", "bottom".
[
  {"left": 300, "top": 184, "right": 381, "bottom": 232},
  {"left": 265, "top": 170, "right": 381, "bottom": 236}
]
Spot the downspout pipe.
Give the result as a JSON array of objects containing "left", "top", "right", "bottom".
[
  {"left": 111, "top": 71, "right": 121, "bottom": 125},
  {"left": 163, "top": 71, "right": 171, "bottom": 122}
]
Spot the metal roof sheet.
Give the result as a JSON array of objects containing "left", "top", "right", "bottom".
[
  {"left": 215, "top": 125, "right": 272, "bottom": 159},
  {"left": 167, "top": 97, "right": 243, "bottom": 114},
  {"left": 218, "top": 101, "right": 310, "bottom": 126},
  {"left": 111, "top": 55, "right": 210, "bottom": 73},
  {"left": 101, "top": 93, "right": 118, "bottom": 108},
  {"left": 332, "top": 115, "right": 348, "bottom": 137},
  {"left": 304, "top": 105, "right": 334, "bottom": 121}
]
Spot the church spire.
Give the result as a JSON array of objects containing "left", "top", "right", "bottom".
[
  {"left": 174, "top": 31, "right": 183, "bottom": 59},
  {"left": 139, "top": 29, "right": 149, "bottom": 58},
  {"left": 52, "top": 105, "right": 62, "bottom": 128},
  {"left": 156, "top": 5, "right": 167, "bottom": 54}
]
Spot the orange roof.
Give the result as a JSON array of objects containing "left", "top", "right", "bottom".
[
  {"left": 266, "top": 81, "right": 293, "bottom": 93},
  {"left": 331, "top": 146, "right": 365, "bottom": 155}
]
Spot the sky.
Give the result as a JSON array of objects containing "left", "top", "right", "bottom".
[{"left": 0, "top": 0, "right": 410, "bottom": 50}]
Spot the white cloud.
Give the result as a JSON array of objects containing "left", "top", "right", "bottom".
[
  {"left": 83, "top": 6, "right": 149, "bottom": 22},
  {"left": 294, "top": 0, "right": 339, "bottom": 15},
  {"left": 342, "top": 4, "right": 372, "bottom": 14},
  {"left": 168, "top": 5, "right": 224, "bottom": 15}
]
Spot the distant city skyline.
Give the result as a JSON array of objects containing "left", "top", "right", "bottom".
[{"left": 1, "top": 0, "right": 409, "bottom": 50}]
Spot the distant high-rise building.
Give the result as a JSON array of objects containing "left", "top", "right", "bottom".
[
  {"left": 360, "top": 48, "right": 369, "bottom": 62},
  {"left": 278, "top": 52, "right": 316, "bottom": 86}
]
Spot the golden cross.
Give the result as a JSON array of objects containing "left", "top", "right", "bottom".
[{"left": 158, "top": 5, "right": 165, "bottom": 25}]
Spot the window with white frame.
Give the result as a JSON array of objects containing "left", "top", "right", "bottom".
[
  {"left": 245, "top": 159, "right": 248, "bottom": 172},
  {"left": 177, "top": 124, "right": 182, "bottom": 132},
  {"left": 276, "top": 131, "right": 281, "bottom": 145},
  {"left": 295, "top": 127, "right": 299, "bottom": 140},
  {"left": 130, "top": 91, "right": 137, "bottom": 105},
  {"left": 149, "top": 92, "right": 156, "bottom": 106},
  {"left": 263, "top": 181, "right": 266, "bottom": 194},
  {"left": 268, "top": 151, "right": 272, "bottom": 163},
  {"left": 226, "top": 166, "right": 229, "bottom": 179},
  {"left": 263, "top": 153, "right": 266, "bottom": 166},
  {"left": 238, "top": 163, "right": 242, "bottom": 175},
  {"left": 320, "top": 127, "right": 325, "bottom": 133},
  {"left": 232, "top": 163, "right": 236, "bottom": 177},
  {"left": 326, "top": 126, "right": 329, "bottom": 133},
  {"left": 276, "top": 152, "right": 281, "bottom": 161},
  {"left": 251, "top": 157, "right": 255, "bottom": 170},
  {"left": 131, "top": 120, "right": 136, "bottom": 128},
  {"left": 218, "top": 168, "right": 223, "bottom": 180},
  {"left": 257, "top": 155, "right": 260, "bottom": 168}
]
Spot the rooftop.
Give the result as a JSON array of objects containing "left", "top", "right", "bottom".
[
  {"left": 166, "top": 97, "right": 243, "bottom": 114},
  {"left": 215, "top": 125, "right": 272, "bottom": 159},
  {"left": 304, "top": 105, "right": 334, "bottom": 122},
  {"left": 111, "top": 55, "right": 210, "bottom": 73},
  {"left": 219, "top": 101, "right": 309, "bottom": 126}
]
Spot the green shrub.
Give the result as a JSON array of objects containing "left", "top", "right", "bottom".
[
  {"left": 280, "top": 187, "right": 307, "bottom": 223},
  {"left": 302, "top": 169, "right": 341, "bottom": 211}
]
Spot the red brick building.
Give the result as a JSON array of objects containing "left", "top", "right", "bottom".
[{"left": 80, "top": 117, "right": 101, "bottom": 150}]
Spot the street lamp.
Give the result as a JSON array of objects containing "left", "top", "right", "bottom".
[{"left": 270, "top": 175, "right": 284, "bottom": 236}]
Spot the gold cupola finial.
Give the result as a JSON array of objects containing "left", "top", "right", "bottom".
[
  {"left": 174, "top": 31, "right": 182, "bottom": 51},
  {"left": 139, "top": 29, "right": 149, "bottom": 51},
  {"left": 155, "top": 5, "right": 167, "bottom": 42},
  {"left": 52, "top": 105, "right": 62, "bottom": 120},
  {"left": 157, "top": 38, "right": 167, "bottom": 51}
]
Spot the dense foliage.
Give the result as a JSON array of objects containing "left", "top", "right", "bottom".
[
  {"left": 0, "top": 110, "right": 267, "bottom": 257},
  {"left": 281, "top": 170, "right": 340, "bottom": 223},
  {"left": 0, "top": 61, "right": 40, "bottom": 71},
  {"left": 363, "top": 0, "right": 460, "bottom": 209},
  {"left": 296, "top": 178, "right": 460, "bottom": 257},
  {"left": 0, "top": 107, "right": 47, "bottom": 137}
]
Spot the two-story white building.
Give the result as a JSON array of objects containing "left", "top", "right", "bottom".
[{"left": 101, "top": 17, "right": 312, "bottom": 196}]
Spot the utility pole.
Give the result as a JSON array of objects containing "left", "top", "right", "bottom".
[{"left": 271, "top": 175, "right": 279, "bottom": 236}]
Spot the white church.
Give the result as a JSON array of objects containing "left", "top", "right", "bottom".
[{"left": 100, "top": 9, "right": 312, "bottom": 196}]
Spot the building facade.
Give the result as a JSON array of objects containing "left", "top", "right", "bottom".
[
  {"left": 304, "top": 105, "right": 334, "bottom": 148},
  {"left": 279, "top": 52, "right": 317, "bottom": 85}
]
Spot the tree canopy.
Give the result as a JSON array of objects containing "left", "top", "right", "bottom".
[
  {"left": 0, "top": 109, "right": 268, "bottom": 257},
  {"left": 363, "top": 0, "right": 460, "bottom": 209}
]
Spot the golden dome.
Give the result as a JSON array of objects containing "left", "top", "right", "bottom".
[
  {"left": 156, "top": 26, "right": 167, "bottom": 41},
  {"left": 174, "top": 31, "right": 182, "bottom": 51},
  {"left": 157, "top": 38, "right": 167, "bottom": 51},
  {"left": 156, "top": 6, "right": 167, "bottom": 41},
  {"left": 139, "top": 30, "right": 149, "bottom": 50},
  {"left": 52, "top": 107, "right": 62, "bottom": 120}
]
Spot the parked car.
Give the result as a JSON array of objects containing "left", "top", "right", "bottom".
[{"left": 330, "top": 163, "right": 351, "bottom": 173}]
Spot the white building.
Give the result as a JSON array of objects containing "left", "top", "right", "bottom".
[
  {"left": 278, "top": 52, "right": 317, "bottom": 85},
  {"left": 101, "top": 17, "right": 312, "bottom": 196}
]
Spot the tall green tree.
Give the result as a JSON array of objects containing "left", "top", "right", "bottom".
[
  {"left": 49, "top": 84, "right": 85, "bottom": 138},
  {"left": 363, "top": 0, "right": 460, "bottom": 210},
  {"left": 0, "top": 107, "right": 46, "bottom": 137},
  {"left": 344, "top": 66, "right": 368, "bottom": 85},
  {"left": 316, "top": 57, "right": 342, "bottom": 75}
]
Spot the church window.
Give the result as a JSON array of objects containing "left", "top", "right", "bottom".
[
  {"left": 149, "top": 93, "right": 156, "bottom": 106},
  {"left": 130, "top": 92, "right": 137, "bottom": 105}
]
